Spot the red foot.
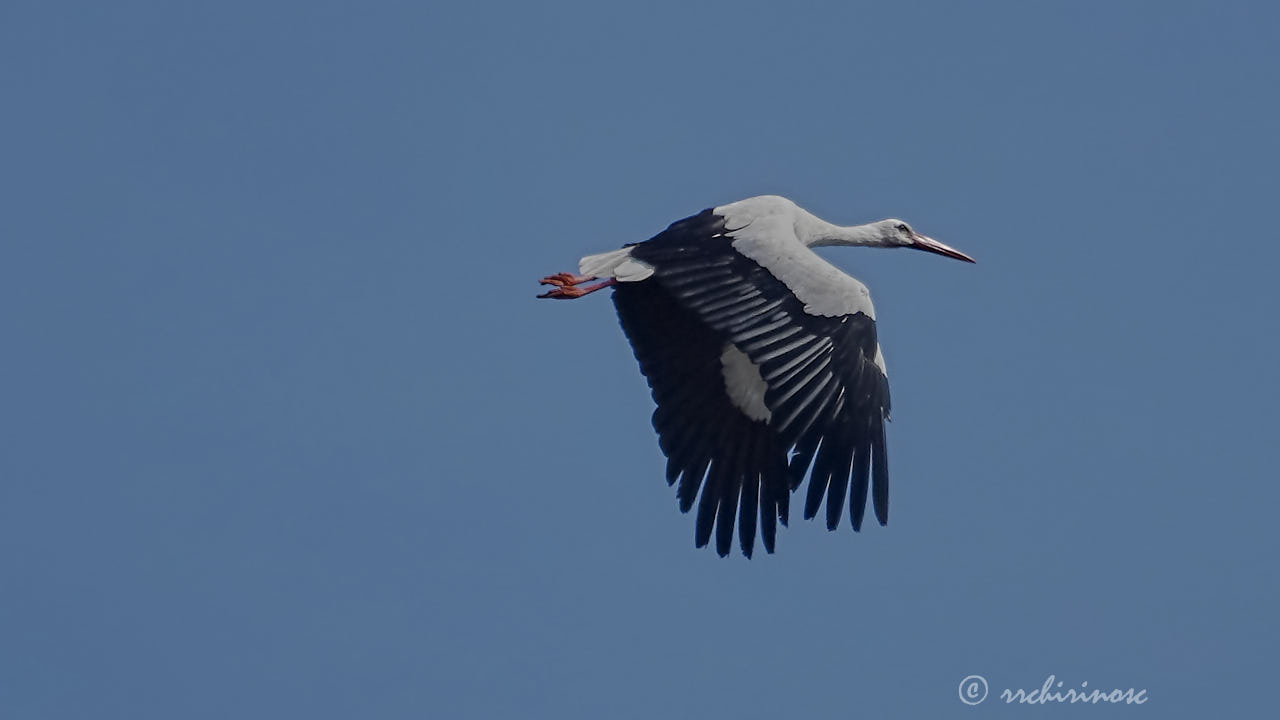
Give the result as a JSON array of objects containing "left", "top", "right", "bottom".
[
  {"left": 537, "top": 278, "right": 616, "bottom": 299},
  {"left": 539, "top": 272, "right": 596, "bottom": 288}
]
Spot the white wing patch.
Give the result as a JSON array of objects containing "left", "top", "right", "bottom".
[
  {"left": 873, "top": 344, "right": 887, "bottom": 376},
  {"left": 716, "top": 211, "right": 877, "bottom": 320},
  {"left": 720, "top": 343, "right": 771, "bottom": 422}
]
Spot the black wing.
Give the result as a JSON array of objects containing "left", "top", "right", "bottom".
[{"left": 613, "top": 209, "right": 892, "bottom": 557}]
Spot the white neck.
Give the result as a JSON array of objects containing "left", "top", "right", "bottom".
[{"left": 795, "top": 213, "right": 885, "bottom": 248}]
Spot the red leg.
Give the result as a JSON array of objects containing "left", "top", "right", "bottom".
[
  {"left": 537, "top": 278, "right": 616, "bottom": 299},
  {"left": 539, "top": 272, "right": 596, "bottom": 288}
]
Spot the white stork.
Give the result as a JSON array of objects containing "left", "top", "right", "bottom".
[{"left": 539, "top": 195, "right": 974, "bottom": 557}]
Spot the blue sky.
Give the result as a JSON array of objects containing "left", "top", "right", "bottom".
[{"left": 3, "top": 1, "right": 1277, "bottom": 717}]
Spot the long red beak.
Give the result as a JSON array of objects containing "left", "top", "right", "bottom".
[{"left": 911, "top": 233, "right": 976, "bottom": 263}]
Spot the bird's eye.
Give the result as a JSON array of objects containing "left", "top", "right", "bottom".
[{"left": 895, "top": 223, "right": 909, "bottom": 233}]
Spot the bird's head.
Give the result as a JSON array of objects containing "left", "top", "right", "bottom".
[{"left": 874, "top": 219, "right": 976, "bottom": 263}]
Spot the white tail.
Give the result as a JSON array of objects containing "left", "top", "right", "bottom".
[{"left": 579, "top": 247, "right": 654, "bottom": 282}]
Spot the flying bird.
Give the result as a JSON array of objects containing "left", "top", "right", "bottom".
[{"left": 538, "top": 195, "right": 974, "bottom": 557}]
